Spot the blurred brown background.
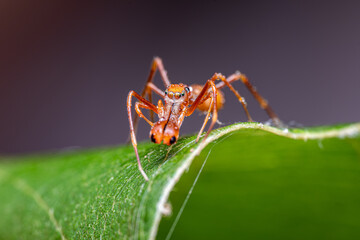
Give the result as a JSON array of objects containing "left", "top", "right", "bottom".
[{"left": 1, "top": 0, "right": 359, "bottom": 154}]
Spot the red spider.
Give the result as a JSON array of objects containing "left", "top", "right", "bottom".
[{"left": 127, "top": 57, "right": 281, "bottom": 180}]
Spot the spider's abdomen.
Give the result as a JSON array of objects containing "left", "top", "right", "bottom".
[{"left": 191, "top": 84, "right": 225, "bottom": 112}]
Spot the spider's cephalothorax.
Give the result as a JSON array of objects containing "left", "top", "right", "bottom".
[
  {"left": 149, "top": 84, "right": 192, "bottom": 146},
  {"left": 127, "top": 57, "right": 281, "bottom": 181}
]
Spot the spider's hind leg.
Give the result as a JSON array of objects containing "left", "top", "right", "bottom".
[{"left": 216, "top": 72, "right": 283, "bottom": 127}]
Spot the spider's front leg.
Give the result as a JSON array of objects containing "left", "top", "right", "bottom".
[
  {"left": 133, "top": 57, "right": 170, "bottom": 133},
  {"left": 127, "top": 90, "right": 159, "bottom": 181},
  {"left": 212, "top": 73, "right": 254, "bottom": 122},
  {"left": 186, "top": 79, "right": 218, "bottom": 142}
]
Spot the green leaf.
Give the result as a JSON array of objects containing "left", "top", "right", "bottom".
[{"left": 0, "top": 122, "right": 359, "bottom": 240}]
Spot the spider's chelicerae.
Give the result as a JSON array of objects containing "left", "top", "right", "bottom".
[{"left": 127, "top": 57, "right": 281, "bottom": 180}]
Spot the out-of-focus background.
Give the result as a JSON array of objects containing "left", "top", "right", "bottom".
[{"left": 1, "top": 1, "right": 359, "bottom": 154}]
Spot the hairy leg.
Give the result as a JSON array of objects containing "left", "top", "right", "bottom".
[
  {"left": 212, "top": 73, "right": 253, "bottom": 121},
  {"left": 132, "top": 57, "right": 170, "bottom": 140},
  {"left": 186, "top": 80, "right": 218, "bottom": 142},
  {"left": 127, "top": 90, "right": 158, "bottom": 181},
  {"left": 216, "top": 71, "right": 282, "bottom": 125}
]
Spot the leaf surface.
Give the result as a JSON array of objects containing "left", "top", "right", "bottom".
[{"left": 0, "top": 122, "right": 359, "bottom": 240}]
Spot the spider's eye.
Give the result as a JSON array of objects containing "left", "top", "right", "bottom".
[
  {"left": 181, "top": 91, "right": 185, "bottom": 96},
  {"left": 165, "top": 90, "right": 168, "bottom": 95},
  {"left": 185, "top": 87, "right": 190, "bottom": 93},
  {"left": 150, "top": 134, "right": 156, "bottom": 143},
  {"left": 169, "top": 136, "right": 176, "bottom": 145},
  {"left": 175, "top": 92, "right": 181, "bottom": 99}
]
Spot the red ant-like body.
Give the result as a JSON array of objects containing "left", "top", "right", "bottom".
[{"left": 127, "top": 57, "right": 281, "bottom": 180}]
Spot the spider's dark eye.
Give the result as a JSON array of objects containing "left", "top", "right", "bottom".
[
  {"left": 165, "top": 90, "right": 168, "bottom": 95},
  {"left": 151, "top": 134, "right": 156, "bottom": 143},
  {"left": 170, "top": 136, "right": 176, "bottom": 145},
  {"left": 185, "top": 87, "right": 190, "bottom": 93},
  {"left": 181, "top": 91, "right": 185, "bottom": 96}
]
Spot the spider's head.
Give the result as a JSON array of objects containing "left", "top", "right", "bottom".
[
  {"left": 149, "top": 84, "right": 191, "bottom": 146},
  {"left": 164, "top": 84, "right": 192, "bottom": 104}
]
